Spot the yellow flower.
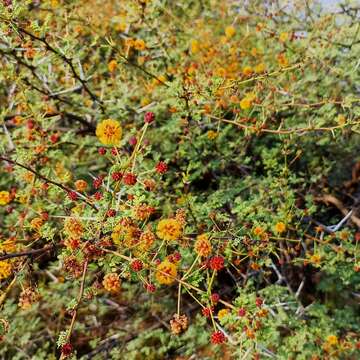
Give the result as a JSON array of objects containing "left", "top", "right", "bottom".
[
  {"left": 207, "top": 130, "right": 218, "bottom": 140},
  {"left": 115, "top": 22, "right": 127, "bottom": 32},
  {"left": 138, "top": 230, "right": 155, "bottom": 251},
  {"left": 215, "top": 67, "right": 227, "bottom": 78},
  {"left": 194, "top": 233, "right": 212, "bottom": 257},
  {"left": 0, "top": 261, "right": 12, "bottom": 280},
  {"left": 190, "top": 39, "right": 200, "bottom": 54},
  {"left": 157, "top": 218, "right": 182, "bottom": 241},
  {"left": 225, "top": 25, "right": 236, "bottom": 38},
  {"left": 255, "top": 63, "right": 266, "bottom": 74},
  {"left": 0, "top": 239, "right": 16, "bottom": 253},
  {"left": 0, "top": 191, "right": 11, "bottom": 206},
  {"left": 310, "top": 254, "right": 321, "bottom": 265},
  {"left": 279, "top": 32, "right": 289, "bottom": 43},
  {"left": 134, "top": 39, "right": 146, "bottom": 51},
  {"left": 326, "top": 335, "right": 338, "bottom": 346},
  {"left": 253, "top": 226, "right": 264, "bottom": 236},
  {"left": 240, "top": 97, "right": 252, "bottom": 110},
  {"left": 217, "top": 308, "right": 229, "bottom": 320},
  {"left": 103, "top": 273, "right": 121, "bottom": 293},
  {"left": 30, "top": 217, "right": 43, "bottom": 231},
  {"left": 337, "top": 115, "right": 346, "bottom": 125},
  {"left": 112, "top": 223, "right": 140, "bottom": 247},
  {"left": 251, "top": 47, "right": 258, "bottom": 57},
  {"left": 96, "top": 119, "right": 122, "bottom": 146},
  {"left": 242, "top": 66, "right": 253, "bottom": 76},
  {"left": 155, "top": 260, "right": 177, "bottom": 285},
  {"left": 277, "top": 53, "right": 288, "bottom": 67},
  {"left": 125, "top": 38, "right": 134, "bottom": 48},
  {"left": 64, "top": 217, "right": 84, "bottom": 238},
  {"left": 108, "top": 60, "right": 117, "bottom": 73},
  {"left": 274, "top": 222, "right": 286, "bottom": 234}
]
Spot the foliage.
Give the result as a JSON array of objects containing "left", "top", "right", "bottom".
[{"left": 0, "top": 0, "right": 360, "bottom": 359}]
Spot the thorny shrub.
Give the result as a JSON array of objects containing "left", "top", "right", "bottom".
[{"left": 0, "top": 0, "right": 360, "bottom": 359}]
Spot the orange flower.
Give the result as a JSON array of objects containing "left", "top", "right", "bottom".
[
  {"left": 64, "top": 218, "right": 84, "bottom": 238},
  {"left": 134, "top": 39, "right": 146, "bottom": 51},
  {"left": 75, "top": 180, "right": 87, "bottom": 192},
  {"left": 155, "top": 260, "right": 177, "bottom": 285},
  {"left": 108, "top": 60, "right": 117, "bottom": 72},
  {"left": 157, "top": 218, "right": 182, "bottom": 241},
  {"left": 138, "top": 230, "right": 155, "bottom": 251},
  {"left": 277, "top": 53, "right": 288, "bottom": 67},
  {"left": 194, "top": 233, "right": 212, "bottom": 257},
  {"left": 103, "top": 273, "right": 121, "bottom": 293}
]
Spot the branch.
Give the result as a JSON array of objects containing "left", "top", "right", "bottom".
[
  {"left": 13, "top": 24, "right": 106, "bottom": 113},
  {"left": 60, "top": 259, "right": 88, "bottom": 359},
  {"left": 0, "top": 156, "right": 98, "bottom": 211},
  {"left": 0, "top": 245, "right": 54, "bottom": 261}
]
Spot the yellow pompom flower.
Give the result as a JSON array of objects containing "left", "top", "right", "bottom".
[
  {"left": 240, "top": 97, "right": 252, "bottom": 110},
  {"left": 277, "top": 53, "right": 288, "bottom": 67},
  {"left": 255, "top": 63, "right": 266, "bottom": 74},
  {"left": 225, "top": 25, "right": 236, "bottom": 38},
  {"left": 74, "top": 180, "right": 88, "bottom": 192},
  {"left": 0, "top": 239, "right": 16, "bottom": 253},
  {"left": 190, "top": 39, "right": 200, "bottom": 54},
  {"left": 30, "top": 217, "right": 43, "bottom": 231},
  {"left": 310, "top": 254, "right": 321, "bottom": 265},
  {"left": 279, "top": 32, "right": 289, "bottom": 43},
  {"left": 138, "top": 230, "right": 156, "bottom": 251},
  {"left": 0, "top": 191, "right": 11, "bottom": 206},
  {"left": 326, "top": 335, "right": 338, "bottom": 346},
  {"left": 242, "top": 66, "right": 253, "bottom": 76},
  {"left": 155, "top": 260, "right": 177, "bottom": 285},
  {"left": 96, "top": 119, "right": 122, "bottom": 146},
  {"left": 157, "top": 218, "right": 182, "bottom": 241},
  {"left": 108, "top": 60, "right": 117, "bottom": 73},
  {"left": 207, "top": 130, "right": 218, "bottom": 140},
  {"left": 194, "top": 233, "right": 212, "bottom": 257},
  {"left": 274, "top": 222, "right": 286, "bottom": 234},
  {"left": 0, "top": 261, "right": 12, "bottom": 280},
  {"left": 103, "top": 273, "right": 121, "bottom": 293},
  {"left": 134, "top": 39, "right": 146, "bottom": 51},
  {"left": 64, "top": 217, "right": 84, "bottom": 238},
  {"left": 217, "top": 308, "right": 229, "bottom": 320}
]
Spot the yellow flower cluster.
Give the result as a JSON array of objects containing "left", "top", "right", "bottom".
[
  {"left": 112, "top": 221, "right": 141, "bottom": 248},
  {"left": 0, "top": 261, "right": 12, "bottom": 280},
  {"left": 156, "top": 218, "right": 182, "bottom": 241},
  {"left": 217, "top": 308, "right": 229, "bottom": 320},
  {"left": 64, "top": 217, "right": 84, "bottom": 238},
  {"left": 194, "top": 233, "right": 212, "bottom": 257},
  {"left": 274, "top": 222, "right": 286, "bottom": 234},
  {"left": 156, "top": 260, "right": 177, "bottom": 285},
  {"left": 240, "top": 93, "right": 256, "bottom": 110},
  {"left": 103, "top": 273, "right": 121, "bottom": 293},
  {"left": 0, "top": 191, "right": 11, "bottom": 206}
]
